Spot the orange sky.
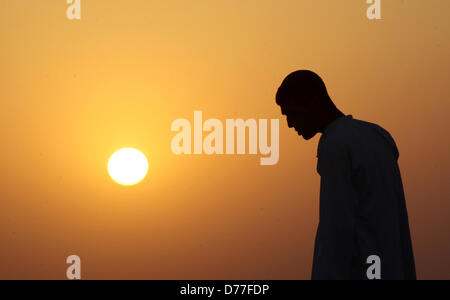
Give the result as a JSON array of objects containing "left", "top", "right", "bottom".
[{"left": 0, "top": 0, "right": 449, "bottom": 279}]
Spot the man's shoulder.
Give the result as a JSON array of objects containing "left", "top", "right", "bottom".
[
  {"left": 318, "top": 116, "right": 399, "bottom": 159},
  {"left": 322, "top": 116, "right": 393, "bottom": 143},
  {"left": 318, "top": 116, "right": 355, "bottom": 153}
]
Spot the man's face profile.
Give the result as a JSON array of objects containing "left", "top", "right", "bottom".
[{"left": 279, "top": 102, "right": 319, "bottom": 140}]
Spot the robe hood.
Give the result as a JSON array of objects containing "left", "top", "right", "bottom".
[
  {"left": 319, "top": 115, "right": 400, "bottom": 161},
  {"left": 364, "top": 120, "right": 400, "bottom": 160}
]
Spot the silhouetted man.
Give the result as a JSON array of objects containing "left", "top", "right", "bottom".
[{"left": 276, "top": 70, "right": 416, "bottom": 280}]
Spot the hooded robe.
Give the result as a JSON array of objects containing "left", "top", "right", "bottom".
[{"left": 312, "top": 115, "right": 416, "bottom": 280}]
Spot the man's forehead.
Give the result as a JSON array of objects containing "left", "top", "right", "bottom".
[{"left": 280, "top": 102, "right": 307, "bottom": 110}]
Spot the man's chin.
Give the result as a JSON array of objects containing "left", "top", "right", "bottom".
[
  {"left": 301, "top": 132, "right": 316, "bottom": 140},
  {"left": 295, "top": 129, "right": 315, "bottom": 140}
]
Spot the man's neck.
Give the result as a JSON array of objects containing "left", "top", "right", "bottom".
[{"left": 319, "top": 108, "right": 345, "bottom": 134}]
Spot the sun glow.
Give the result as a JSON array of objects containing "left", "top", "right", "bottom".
[{"left": 108, "top": 148, "right": 149, "bottom": 186}]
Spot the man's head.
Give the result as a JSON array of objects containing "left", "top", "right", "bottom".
[{"left": 276, "top": 70, "right": 340, "bottom": 140}]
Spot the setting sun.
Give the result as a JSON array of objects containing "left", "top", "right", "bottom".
[{"left": 108, "top": 148, "right": 149, "bottom": 186}]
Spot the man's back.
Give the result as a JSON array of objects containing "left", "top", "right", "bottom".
[{"left": 313, "top": 115, "right": 416, "bottom": 280}]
